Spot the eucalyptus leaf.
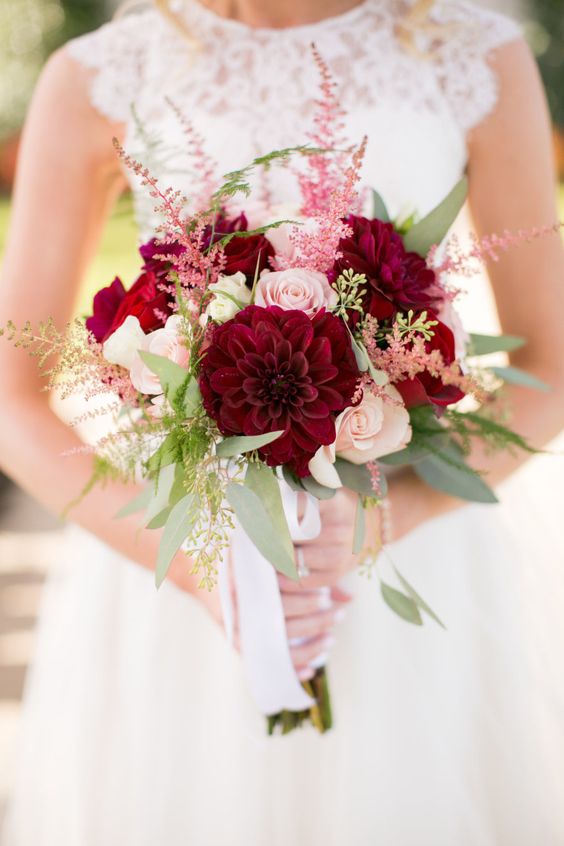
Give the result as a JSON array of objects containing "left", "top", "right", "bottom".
[
  {"left": 371, "top": 188, "right": 390, "bottom": 222},
  {"left": 379, "top": 443, "right": 429, "bottom": 466},
  {"left": 156, "top": 493, "right": 197, "bottom": 588},
  {"left": 393, "top": 566, "right": 446, "bottom": 629},
  {"left": 403, "top": 177, "right": 468, "bottom": 256},
  {"left": 216, "top": 430, "right": 284, "bottom": 458},
  {"left": 300, "top": 474, "right": 337, "bottom": 500},
  {"left": 281, "top": 466, "right": 306, "bottom": 492},
  {"left": 115, "top": 485, "right": 153, "bottom": 519},
  {"left": 183, "top": 378, "right": 202, "bottom": 417},
  {"left": 414, "top": 451, "right": 498, "bottom": 503},
  {"left": 468, "top": 333, "right": 525, "bottom": 356},
  {"left": 335, "top": 459, "right": 375, "bottom": 497},
  {"left": 245, "top": 463, "right": 294, "bottom": 560},
  {"left": 146, "top": 432, "right": 178, "bottom": 476},
  {"left": 490, "top": 366, "right": 550, "bottom": 393},
  {"left": 380, "top": 582, "right": 423, "bottom": 625},
  {"left": 138, "top": 350, "right": 190, "bottom": 400},
  {"left": 145, "top": 463, "right": 176, "bottom": 524},
  {"left": 146, "top": 507, "right": 172, "bottom": 530},
  {"left": 353, "top": 496, "right": 366, "bottom": 555},
  {"left": 350, "top": 333, "right": 369, "bottom": 372},
  {"left": 226, "top": 482, "right": 297, "bottom": 578}
]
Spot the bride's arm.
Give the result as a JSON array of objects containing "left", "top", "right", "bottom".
[
  {"left": 0, "top": 51, "right": 208, "bottom": 602},
  {"left": 388, "top": 38, "right": 564, "bottom": 539}
]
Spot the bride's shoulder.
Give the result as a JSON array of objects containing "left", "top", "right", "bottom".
[
  {"left": 63, "top": 8, "right": 178, "bottom": 124},
  {"left": 428, "top": 0, "right": 522, "bottom": 48},
  {"left": 416, "top": 0, "right": 524, "bottom": 132}
]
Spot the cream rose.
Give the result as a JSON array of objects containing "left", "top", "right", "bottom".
[
  {"left": 255, "top": 268, "right": 337, "bottom": 315},
  {"left": 201, "top": 272, "right": 252, "bottom": 325},
  {"left": 102, "top": 315, "right": 146, "bottom": 370},
  {"left": 308, "top": 386, "right": 412, "bottom": 488},
  {"left": 129, "top": 315, "right": 190, "bottom": 395}
]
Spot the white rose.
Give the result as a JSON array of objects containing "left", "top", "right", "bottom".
[
  {"left": 255, "top": 268, "right": 338, "bottom": 315},
  {"left": 102, "top": 316, "right": 146, "bottom": 370},
  {"left": 308, "top": 386, "right": 412, "bottom": 488},
  {"left": 203, "top": 272, "right": 252, "bottom": 325},
  {"left": 129, "top": 315, "right": 190, "bottom": 395}
]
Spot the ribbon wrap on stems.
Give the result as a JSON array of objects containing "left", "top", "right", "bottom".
[{"left": 218, "top": 480, "right": 322, "bottom": 715}]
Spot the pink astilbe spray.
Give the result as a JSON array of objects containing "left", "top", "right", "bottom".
[
  {"left": 362, "top": 316, "right": 481, "bottom": 399},
  {"left": 165, "top": 98, "right": 219, "bottom": 211},
  {"left": 429, "top": 223, "right": 562, "bottom": 279},
  {"left": 114, "top": 140, "right": 222, "bottom": 310},
  {"left": 288, "top": 136, "right": 367, "bottom": 273},
  {"left": 298, "top": 44, "right": 349, "bottom": 217}
]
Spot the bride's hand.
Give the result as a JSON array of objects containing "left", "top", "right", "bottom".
[
  {"left": 283, "top": 488, "right": 382, "bottom": 590},
  {"left": 279, "top": 488, "right": 382, "bottom": 680}
]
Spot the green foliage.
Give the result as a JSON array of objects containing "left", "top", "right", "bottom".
[
  {"left": 156, "top": 494, "right": 198, "bottom": 587},
  {"left": 380, "top": 581, "right": 423, "bottom": 625},
  {"left": 335, "top": 458, "right": 379, "bottom": 497},
  {"left": 403, "top": 177, "right": 468, "bottom": 255},
  {"left": 245, "top": 463, "right": 294, "bottom": 563},
  {"left": 216, "top": 430, "right": 284, "bottom": 458},
  {"left": 490, "top": 365, "right": 550, "bottom": 393},
  {"left": 371, "top": 188, "right": 390, "bottom": 222},
  {"left": 331, "top": 269, "right": 367, "bottom": 320},
  {"left": 468, "top": 333, "right": 525, "bottom": 355},
  {"left": 394, "top": 309, "right": 438, "bottom": 341},
  {"left": 226, "top": 481, "right": 297, "bottom": 578}
]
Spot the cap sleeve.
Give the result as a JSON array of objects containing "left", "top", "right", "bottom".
[
  {"left": 429, "top": 0, "right": 522, "bottom": 133},
  {"left": 65, "top": 11, "right": 158, "bottom": 124}
]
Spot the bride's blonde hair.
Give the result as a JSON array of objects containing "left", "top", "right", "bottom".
[{"left": 145, "top": 0, "right": 443, "bottom": 54}]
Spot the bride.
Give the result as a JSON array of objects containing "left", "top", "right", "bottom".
[{"left": 1, "top": 0, "right": 563, "bottom": 843}]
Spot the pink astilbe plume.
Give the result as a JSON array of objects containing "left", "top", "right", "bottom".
[
  {"left": 289, "top": 136, "right": 368, "bottom": 273},
  {"left": 429, "top": 223, "right": 562, "bottom": 279},
  {"left": 362, "top": 316, "right": 481, "bottom": 400},
  {"left": 165, "top": 98, "right": 219, "bottom": 210},
  {"left": 298, "top": 44, "right": 350, "bottom": 217},
  {"left": 114, "top": 140, "right": 222, "bottom": 308}
]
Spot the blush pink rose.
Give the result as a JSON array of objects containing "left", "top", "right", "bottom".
[
  {"left": 308, "top": 386, "right": 412, "bottom": 488},
  {"left": 255, "top": 268, "right": 338, "bottom": 316},
  {"left": 130, "top": 315, "right": 189, "bottom": 395}
]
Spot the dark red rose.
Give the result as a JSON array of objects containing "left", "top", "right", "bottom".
[
  {"left": 394, "top": 312, "right": 465, "bottom": 409},
  {"left": 200, "top": 305, "right": 360, "bottom": 475},
  {"left": 86, "top": 276, "right": 126, "bottom": 343},
  {"left": 204, "top": 211, "right": 274, "bottom": 283},
  {"left": 106, "top": 271, "right": 173, "bottom": 339},
  {"left": 330, "top": 215, "right": 443, "bottom": 322},
  {"left": 139, "top": 238, "right": 185, "bottom": 279},
  {"left": 86, "top": 271, "right": 174, "bottom": 344}
]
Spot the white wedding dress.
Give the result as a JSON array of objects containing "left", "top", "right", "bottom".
[{"left": 4, "top": 2, "right": 564, "bottom": 844}]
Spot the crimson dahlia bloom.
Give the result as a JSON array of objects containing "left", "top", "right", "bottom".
[
  {"left": 200, "top": 305, "right": 360, "bottom": 475},
  {"left": 331, "top": 215, "right": 442, "bottom": 322}
]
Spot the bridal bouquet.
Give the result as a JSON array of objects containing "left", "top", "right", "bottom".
[{"left": 2, "top": 52, "right": 549, "bottom": 735}]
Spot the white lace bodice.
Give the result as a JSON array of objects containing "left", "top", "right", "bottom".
[{"left": 66, "top": 0, "right": 521, "bottom": 237}]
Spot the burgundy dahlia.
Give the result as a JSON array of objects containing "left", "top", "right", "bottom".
[
  {"left": 331, "top": 215, "right": 443, "bottom": 322},
  {"left": 394, "top": 312, "right": 465, "bottom": 409},
  {"left": 200, "top": 306, "right": 360, "bottom": 475}
]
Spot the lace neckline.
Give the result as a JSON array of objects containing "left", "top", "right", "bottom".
[{"left": 179, "top": 0, "right": 377, "bottom": 38}]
